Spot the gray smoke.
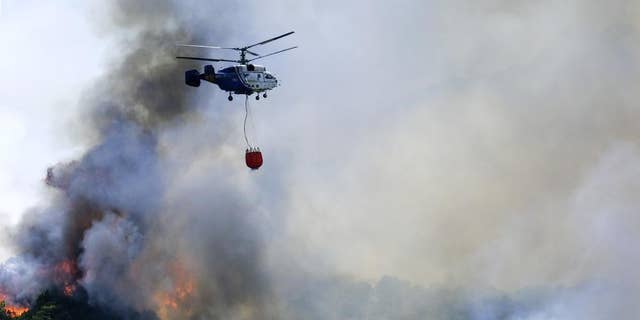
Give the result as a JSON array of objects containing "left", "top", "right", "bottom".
[{"left": 1, "top": 0, "right": 272, "bottom": 318}]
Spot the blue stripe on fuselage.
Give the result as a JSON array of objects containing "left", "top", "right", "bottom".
[{"left": 215, "top": 67, "right": 253, "bottom": 94}]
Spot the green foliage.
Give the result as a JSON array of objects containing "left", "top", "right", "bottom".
[
  {"left": 0, "top": 301, "right": 12, "bottom": 320},
  {"left": 1, "top": 291, "right": 156, "bottom": 320},
  {"left": 11, "top": 291, "right": 74, "bottom": 320}
]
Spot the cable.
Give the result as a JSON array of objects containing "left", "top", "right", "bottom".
[{"left": 244, "top": 95, "right": 251, "bottom": 148}]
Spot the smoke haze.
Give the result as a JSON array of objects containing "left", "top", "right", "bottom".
[{"left": 1, "top": 0, "right": 639, "bottom": 319}]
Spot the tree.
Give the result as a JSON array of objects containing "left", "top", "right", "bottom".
[{"left": 0, "top": 301, "right": 13, "bottom": 320}]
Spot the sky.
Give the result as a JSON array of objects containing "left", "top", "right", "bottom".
[
  {"left": 1, "top": 0, "right": 640, "bottom": 318},
  {"left": 0, "top": 1, "right": 108, "bottom": 259}
]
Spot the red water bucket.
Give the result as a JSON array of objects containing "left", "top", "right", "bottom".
[{"left": 245, "top": 148, "right": 263, "bottom": 170}]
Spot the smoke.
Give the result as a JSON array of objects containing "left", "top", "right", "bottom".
[
  {"left": 1, "top": 0, "right": 272, "bottom": 318},
  {"left": 86, "top": 1, "right": 193, "bottom": 130},
  {"left": 251, "top": 0, "right": 640, "bottom": 318},
  {"left": 2, "top": 0, "right": 640, "bottom": 319}
]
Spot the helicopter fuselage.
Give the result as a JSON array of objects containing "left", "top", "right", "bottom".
[
  {"left": 185, "top": 63, "right": 279, "bottom": 100},
  {"left": 214, "top": 64, "right": 278, "bottom": 95}
]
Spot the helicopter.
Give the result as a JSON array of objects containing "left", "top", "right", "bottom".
[{"left": 176, "top": 31, "right": 297, "bottom": 101}]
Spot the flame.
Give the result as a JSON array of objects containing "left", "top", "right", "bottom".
[
  {"left": 160, "top": 278, "right": 194, "bottom": 309},
  {"left": 54, "top": 260, "right": 78, "bottom": 296},
  {"left": 153, "top": 262, "right": 196, "bottom": 320},
  {"left": 4, "top": 305, "right": 29, "bottom": 317},
  {"left": 0, "top": 293, "right": 29, "bottom": 317},
  {"left": 0, "top": 260, "right": 77, "bottom": 318},
  {"left": 63, "top": 284, "right": 76, "bottom": 296}
]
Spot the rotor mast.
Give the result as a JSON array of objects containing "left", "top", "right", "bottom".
[{"left": 239, "top": 49, "right": 248, "bottom": 65}]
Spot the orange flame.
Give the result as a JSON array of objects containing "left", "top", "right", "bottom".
[
  {"left": 63, "top": 284, "right": 76, "bottom": 297},
  {"left": 4, "top": 305, "right": 29, "bottom": 317},
  {"left": 0, "top": 293, "right": 29, "bottom": 317},
  {"left": 159, "top": 278, "right": 194, "bottom": 310},
  {"left": 0, "top": 260, "right": 78, "bottom": 318},
  {"left": 54, "top": 260, "right": 78, "bottom": 296},
  {"left": 153, "top": 262, "right": 196, "bottom": 319}
]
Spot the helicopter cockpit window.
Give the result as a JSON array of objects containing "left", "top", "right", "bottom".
[{"left": 265, "top": 74, "right": 274, "bottom": 79}]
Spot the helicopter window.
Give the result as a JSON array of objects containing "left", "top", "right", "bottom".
[
  {"left": 265, "top": 74, "right": 274, "bottom": 79},
  {"left": 257, "top": 74, "right": 261, "bottom": 79}
]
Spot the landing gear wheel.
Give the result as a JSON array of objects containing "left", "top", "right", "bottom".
[
  {"left": 228, "top": 94, "right": 233, "bottom": 101},
  {"left": 263, "top": 93, "right": 267, "bottom": 98},
  {"left": 256, "top": 94, "right": 260, "bottom": 100}
]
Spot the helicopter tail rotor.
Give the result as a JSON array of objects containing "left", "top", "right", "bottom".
[{"left": 185, "top": 69, "right": 201, "bottom": 87}]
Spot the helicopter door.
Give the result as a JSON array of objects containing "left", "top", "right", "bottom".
[{"left": 240, "top": 72, "right": 258, "bottom": 90}]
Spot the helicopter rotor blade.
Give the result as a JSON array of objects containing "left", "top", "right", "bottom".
[
  {"left": 245, "top": 49, "right": 260, "bottom": 56},
  {"left": 176, "top": 44, "right": 237, "bottom": 50},
  {"left": 244, "top": 31, "right": 295, "bottom": 50},
  {"left": 176, "top": 56, "right": 239, "bottom": 63},
  {"left": 176, "top": 44, "right": 260, "bottom": 57},
  {"left": 248, "top": 46, "right": 298, "bottom": 62}
]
